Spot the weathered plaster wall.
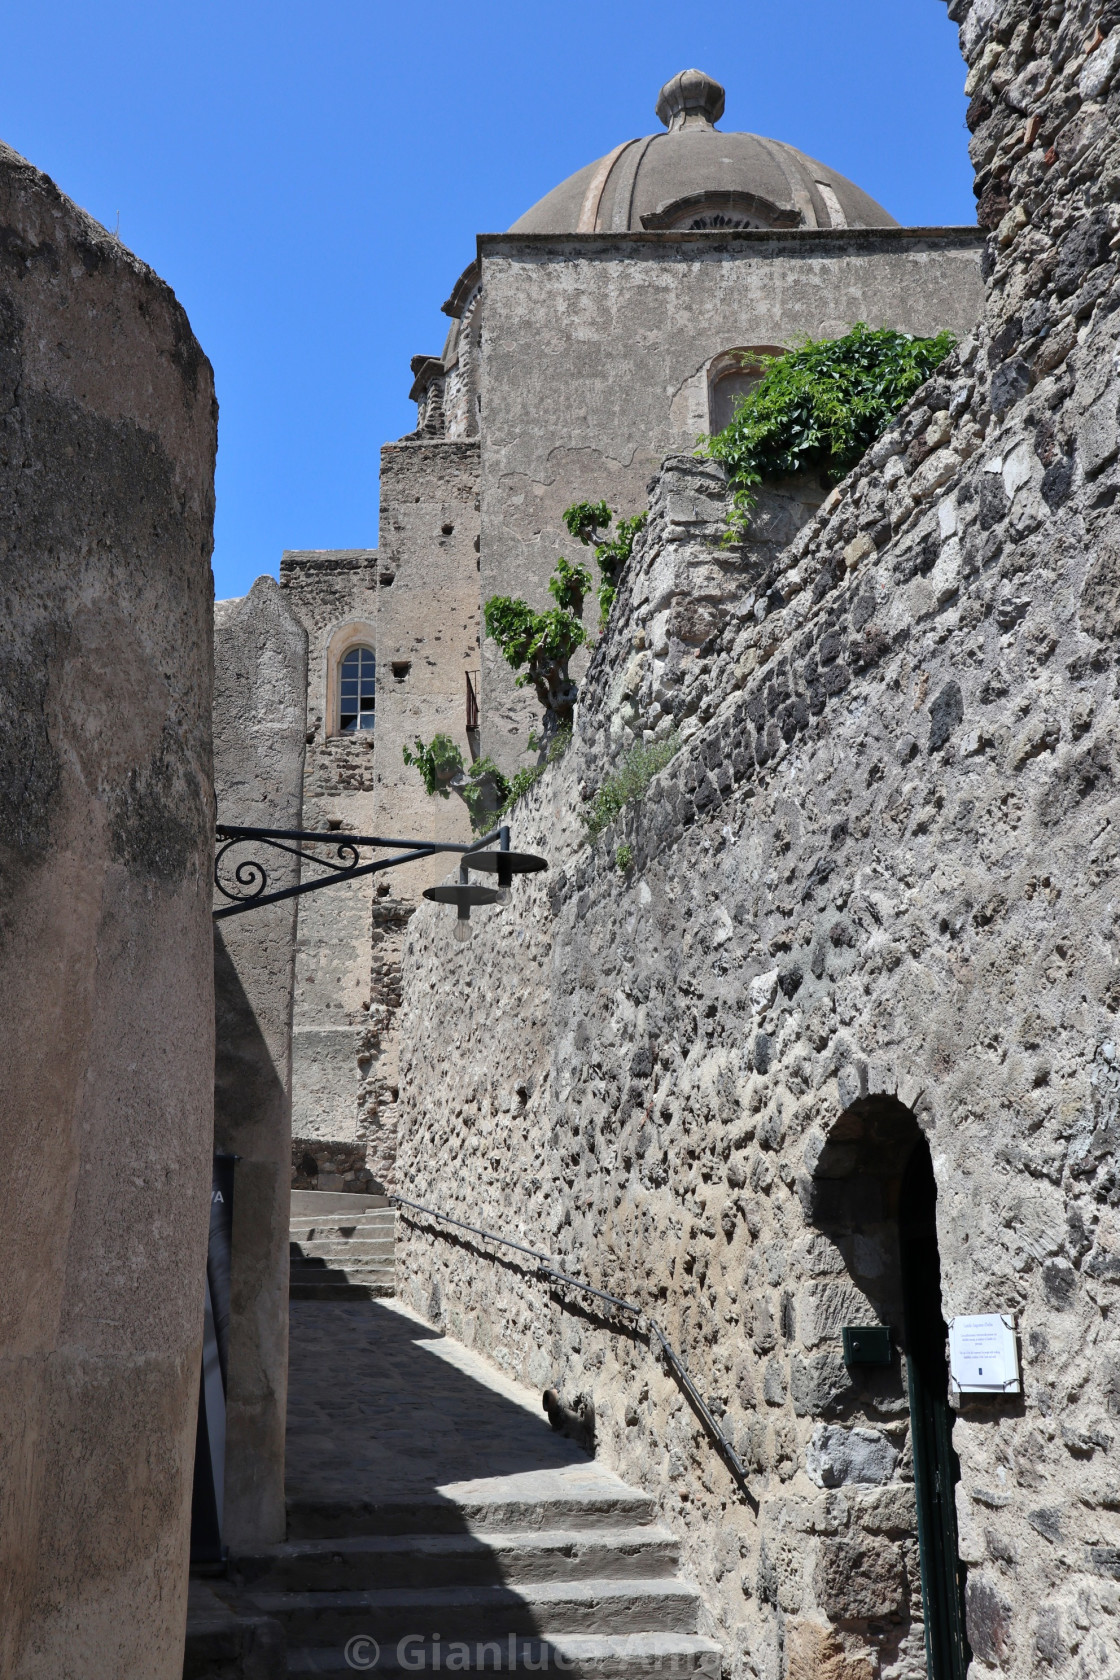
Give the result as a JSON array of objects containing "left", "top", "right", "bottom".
[
  {"left": 376, "top": 439, "right": 481, "bottom": 876},
  {"left": 280, "top": 548, "right": 380, "bottom": 1153},
  {"left": 275, "top": 446, "right": 480, "bottom": 1187},
  {"left": 478, "top": 227, "right": 986, "bottom": 770},
  {"left": 364, "top": 440, "right": 481, "bottom": 1184},
  {"left": 0, "top": 142, "right": 216, "bottom": 1676},
  {"left": 398, "top": 5, "right": 1120, "bottom": 1676},
  {"left": 213, "top": 579, "right": 307, "bottom": 1549}
]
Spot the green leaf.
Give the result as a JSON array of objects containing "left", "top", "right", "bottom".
[
  {"left": 698, "top": 323, "right": 956, "bottom": 540},
  {"left": 401, "top": 733, "right": 464, "bottom": 798}
]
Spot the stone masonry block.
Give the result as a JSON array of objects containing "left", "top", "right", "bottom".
[{"left": 814, "top": 1537, "right": 907, "bottom": 1621}]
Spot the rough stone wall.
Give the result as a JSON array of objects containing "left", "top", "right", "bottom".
[
  {"left": 213, "top": 579, "right": 307, "bottom": 1548},
  {"left": 278, "top": 547, "right": 380, "bottom": 1155},
  {"left": 274, "top": 445, "right": 480, "bottom": 1188},
  {"left": 478, "top": 228, "right": 985, "bottom": 773},
  {"left": 0, "top": 142, "right": 216, "bottom": 1676},
  {"left": 397, "top": 6, "right": 1120, "bottom": 1678},
  {"left": 578, "top": 459, "right": 826, "bottom": 761},
  {"left": 365, "top": 440, "right": 481, "bottom": 1186}
]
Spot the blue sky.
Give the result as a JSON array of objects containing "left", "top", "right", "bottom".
[{"left": 4, "top": 1, "right": 974, "bottom": 600}]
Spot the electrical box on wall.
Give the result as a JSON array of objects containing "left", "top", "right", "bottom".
[
  {"left": 842, "top": 1325, "right": 892, "bottom": 1366},
  {"left": 948, "top": 1314, "right": 1021, "bottom": 1395}
]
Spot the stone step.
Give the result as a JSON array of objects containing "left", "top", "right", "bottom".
[
  {"left": 287, "top": 1631, "right": 722, "bottom": 1678},
  {"left": 290, "top": 1221, "right": 396, "bottom": 1245},
  {"left": 242, "top": 1578, "right": 703, "bottom": 1645},
  {"left": 291, "top": 1190, "right": 390, "bottom": 1214},
  {"left": 289, "top": 1277, "right": 395, "bottom": 1302},
  {"left": 290, "top": 1239, "right": 396, "bottom": 1260},
  {"left": 290, "top": 1209, "right": 397, "bottom": 1228},
  {"left": 286, "top": 1486, "right": 659, "bottom": 1543},
  {"left": 290, "top": 1260, "right": 394, "bottom": 1283},
  {"left": 232, "top": 1527, "right": 680, "bottom": 1594},
  {"left": 183, "top": 1579, "right": 285, "bottom": 1679}
]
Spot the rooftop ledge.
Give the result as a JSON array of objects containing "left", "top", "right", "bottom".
[{"left": 476, "top": 225, "right": 983, "bottom": 260}]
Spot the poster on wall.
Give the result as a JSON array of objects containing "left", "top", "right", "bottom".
[{"left": 948, "top": 1313, "right": 1020, "bottom": 1395}]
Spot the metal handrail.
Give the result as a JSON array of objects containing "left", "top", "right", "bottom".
[{"left": 390, "top": 1192, "right": 752, "bottom": 1498}]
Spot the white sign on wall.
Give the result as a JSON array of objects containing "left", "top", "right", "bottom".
[{"left": 948, "top": 1314, "right": 1020, "bottom": 1395}]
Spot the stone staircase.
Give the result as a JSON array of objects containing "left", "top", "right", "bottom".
[
  {"left": 232, "top": 1471, "right": 719, "bottom": 1676},
  {"left": 217, "top": 1290, "right": 721, "bottom": 1678},
  {"left": 289, "top": 1189, "right": 396, "bottom": 1301}
]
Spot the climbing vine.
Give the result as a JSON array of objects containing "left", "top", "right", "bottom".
[
  {"left": 402, "top": 729, "right": 574, "bottom": 831},
  {"left": 700, "top": 323, "right": 956, "bottom": 539},
  {"left": 401, "top": 732, "right": 463, "bottom": 797},
  {"left": 401, "top": 734, "right": 510, "bottom": 834}
]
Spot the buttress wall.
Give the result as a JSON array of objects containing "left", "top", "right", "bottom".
[{"left": 0, "top": 141, "right": 216, "bottom": 1677}]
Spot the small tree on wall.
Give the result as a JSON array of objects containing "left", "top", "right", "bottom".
[
  {"left": 483, "top": 553, "right": 592, "bottom": 742},
  {"left": 562, "top": 501, "right": 648, "bottom": 621},
  {"left": 483, "top": 499, "right": 648, "bottom": 744},
  {"left": 404, "top": 496, "right": 649, "bottom": 820}
]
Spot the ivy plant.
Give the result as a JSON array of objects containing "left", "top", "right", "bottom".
[
  {"left": 699, "top": 322, "right": 956, "bottom": 539},
  {"left": 401, "top": 732, "right": 463, "bottom": 796},
  {"left": 401, "top": 735, "right": 511, "bottom": 835},
  {"left": 563, "top": 500, "right": 648, "bottom": 620}
]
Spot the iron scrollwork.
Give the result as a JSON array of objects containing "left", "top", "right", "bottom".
[
  {"left": 214, "top": 826, "right": 369, "bottom": 917},
  {"left": 212, "top": 823, "right": 545, "bottom": 922}
]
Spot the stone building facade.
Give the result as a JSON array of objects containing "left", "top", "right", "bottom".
[
  {"left": 392, "top": 6, "right": 1120, "bottom": 1679},
  {"left": 407, "top": 70, "right": 986, "bottom": 772},
  {"left": 265, "top": 437, "right": 482, "bottom": 1189},
  {"left": 229, "top": 67, "right": 985, "bottom": 1187}
]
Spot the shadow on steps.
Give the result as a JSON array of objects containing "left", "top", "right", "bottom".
[{"left": 200, "top": 1297, "right": 720, "bottom": 1678}]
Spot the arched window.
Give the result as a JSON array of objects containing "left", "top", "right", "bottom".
[
  {"left": 339, "top": 646, "right": 375, "bottom": 732},
  {"left": 707, "top": 346, "right": 786, "bottom": 435}
]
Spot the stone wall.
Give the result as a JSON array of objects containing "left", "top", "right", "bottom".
[
  {"left": 366, "top": 440, "right": 483, "bottom": 1185},
  {"left": 213, "top": 578, "right": 307, "bottom": 1549},
  {"left": 279, "top": 547, "right": 381, "bottom": 1152},
  {"left": 478, "top": 227, "right": 986, "bottom": 773},
  {"left": 396, "top": 5, "right": 1120, "bottom": 1677},
  {"left": 276, "top": 445, "right": 481, "bottom": 1186},
  {"left": 0, "top": 142, "right": 216, "bottom": 1676}
]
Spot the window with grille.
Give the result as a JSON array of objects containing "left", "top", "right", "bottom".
[{"left": 339, "top": 646, "right": 375, "bottom": 732}]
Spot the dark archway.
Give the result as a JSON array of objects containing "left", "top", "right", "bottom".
[
  {"left": 900, "top": 1140, "right": 970, "bottom": 1680},
  {"left": 803, "top": 1098, "right": 970, "bottom": 1677}
]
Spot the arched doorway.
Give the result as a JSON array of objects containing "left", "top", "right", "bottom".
[
  {"left": 900, "top": 1139, "right": 970, "bottom": 1680},
  {"left": 805, "top": 1100, "right": 970, "bottom": 1677}
]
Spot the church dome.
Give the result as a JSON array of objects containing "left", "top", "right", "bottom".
[{"left": 509, "top": 70, "right": 898, "bottom": 235}]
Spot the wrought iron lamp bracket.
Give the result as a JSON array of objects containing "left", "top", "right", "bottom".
[{"left": 213, "top": 822, "right": 546, "bottom": 920}]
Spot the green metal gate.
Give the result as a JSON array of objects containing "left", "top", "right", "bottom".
[{"left": 900, "top": 1144, "right": 970, "bottom": 1680}]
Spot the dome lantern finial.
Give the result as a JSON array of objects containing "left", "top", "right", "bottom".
[{"left": 656, "top": 69, "right": 725, "bottom": 132}]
